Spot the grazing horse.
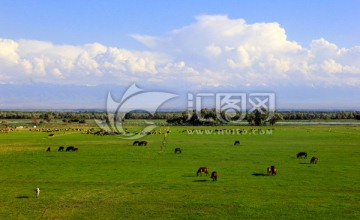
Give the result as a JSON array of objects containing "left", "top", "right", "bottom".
[
  {"left": 46, "top": 147, "right": 51, "bottom": 152},
  {"left": 271, "top": 166, "right": 277, "bottom": 175},
  {"left": 66, "top": 146, "right": 74, "bottom": 151},
  {"left": 297, "top": 152, "right": 307, "bottom": 159},
  {"left": 197, "top": 167, "right": 209, "bottom": 176},
  {"left": 234, "top": 140, "right": 240, "bottom": 146},
  {"left": 267, "top": 167, "right": 272, "bottom": 175},
  {"left": 211, "top": 171, "right": 218, "bottom": 181},
  {"left": 58, "top": 146, "right": 64, "bottom": 152},
  {"left": 133, "top": 141, "right": 139, "bottom": 146},
  {"left": 310, "top": 156, "right": 318, "bottom": 164},
  {"left": 174, "top": 148, "right": 181, "bottom": 154},
  {"left": 139, "top": 141, "right": 148, "bottom": 146}
]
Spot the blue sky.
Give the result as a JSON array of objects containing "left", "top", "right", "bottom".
[{"left": 0, "top": 0, "right": 359, "bottom": 110}]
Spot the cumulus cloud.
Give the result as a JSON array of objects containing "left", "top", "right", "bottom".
[{"left": 0, "top": 15, "right": 359, "bottom": 88}]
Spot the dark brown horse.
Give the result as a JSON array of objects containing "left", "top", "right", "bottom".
[
  {"left": 310, "top": 156, "right": 318, "bottom": 164},
  {"left": 132, "top": 141, "right": 139, "bottom": 146},
  {"left": 174, "top": 148, "right": 181, "bottom": 154},
  {"left": 46, "top": 147, "right": 51, "bottom": 152},
  {"left": 297, "top": 152, "right": 307, "bottom": 158},
  {"left": 58, "top": 146, "right": 64, "bottom": 152},
  {"left": 197, "top": 167, "right": 209, "bottom": 176},
  {"left": 66, "top": 146, "right": 74, "bottom": 151},
  {"left": 234, "top": 140, "right": 240, "bottom": 146},
  {"left": 139, "top": 141, "right": 148, "bottom": 146},
  {"left": 211, "top": 171, "right": 218, "bottom": 181}
]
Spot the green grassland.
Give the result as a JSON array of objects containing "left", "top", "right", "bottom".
[{"left": 0, "top": 123, "right": 359, "bottom": 219}]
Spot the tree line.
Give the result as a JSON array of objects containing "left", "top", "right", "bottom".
[{"left": 0, "top": 110, "right": 359, "bottom": 125}]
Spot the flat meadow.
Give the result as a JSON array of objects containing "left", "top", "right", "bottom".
[{"left": 0, "top": 122, "right": 359, "bottom": 219}]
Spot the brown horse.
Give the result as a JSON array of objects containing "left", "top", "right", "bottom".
[
  {"left": 197, "top": 167, "right": 209, "bottom": 176},
  {"left": 174, "top": 148, "right": 181, "bottom": 154},
  {"left": 271, "top": 166, "right": 277, "bottom": 175},
  {"left": 234, "top": 140, "right": 240, "bottom": 146},
  {"left": 267, "top": 167, "right": 272, "bottom": 175},
  {"left": 46, "top": 147, "right": 51, "bottom": 152},
  {"left": 211, "top": 171, "right": 218, "bottom": 181},
  {"left": 272, "top": 167, "right": 277, "bottom": 175}
]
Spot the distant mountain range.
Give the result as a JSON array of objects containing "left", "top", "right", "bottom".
[{"left": 0, "top": 83, "right": 359, "bottom": 111}]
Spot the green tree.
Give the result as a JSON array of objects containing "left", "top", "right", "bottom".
[
  {"left": 247, "top": 108, "right": 270, "bottom": 126},
  {"left": 269, "top": 113, "right": 283, "bottom": 125},
  {"left": 44, "top": 112, "right": 54, "bottom": 122}
]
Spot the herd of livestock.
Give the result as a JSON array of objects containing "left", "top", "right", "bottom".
[
  {"left": 129, "top": 139, "right": 319, "bottom": 182},
  {"left": 38, "top": 137, "right": 318, "bottom": 200},
  {"left": 42, "top": 130, "right": 318, "bottom": 182},
  {"left": 44, "top": 137, "right": 319, "bottom": 182},
  {"left": 46, "top": 146, "right": 79, "bottom": 152}
]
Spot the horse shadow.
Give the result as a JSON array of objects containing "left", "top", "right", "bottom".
[
  {"left": 192, "top": 179, "right": 209, "bottom": 182},
  {"left": 252, "top": 173, "right": 268, "bottom": 176},
  {"left": 16, "top": 195, "right": 29, "bottom": 199}
]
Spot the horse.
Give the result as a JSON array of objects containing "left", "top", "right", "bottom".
[
  {"left": 310, "top": 156, "right": 318, "bottom": 164},
  {"left": 211, "top": 171, "right": 218, "bottom": 181},
  {"left": 133, "top": 141, "right": 139, "bottom": 146},
  {"left": 267, "top": 167, "right": 272, "bottom": 175},
  {"left": 197, "top": 167, "right": 209, "bottom": 176},
  {"left": 46, "top": 147, "right": 51, "bottom": 152},
  {"left": 139, "top": 141, "right": 148, "bottom": 146},
  {"left": 66, "top": 146, "right": 74, "bottom": 151},
  {"left": 297, "top": 152, "right": 307, "bottom": 159},
  {"left": 271, "top": 166, "right": 277, "bottom": 175},
  {"left": 234, "top": 140, "right": 240, "bottom": 146},
  {"left": 174, "top": 148, "right": 181, "bottom": 154},
  {"left": 58, "top": 146, "right": 64, "bottom": 152},
  {"left": 73, "top": 148, "right": 78, "bottom": 152}
]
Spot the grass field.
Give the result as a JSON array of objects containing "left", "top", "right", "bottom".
[{"left": 0, "top": 123, "right": 359, "bottom": 219}]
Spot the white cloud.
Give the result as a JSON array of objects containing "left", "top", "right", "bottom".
[
  {"left": 321, "top": 59, "right": 343, "bottom": 74},
  {"left": 52, "top": 68, "right": 63, "bottom": 78},
  {"left": 0, "top": 39, "right": 20, "bottom": 65},
  {"left": 0, "top": 15, "right": 359, "bottom": 88},
  {"left": 205, "top": 44, "right": 222, "bottom": 57}
]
